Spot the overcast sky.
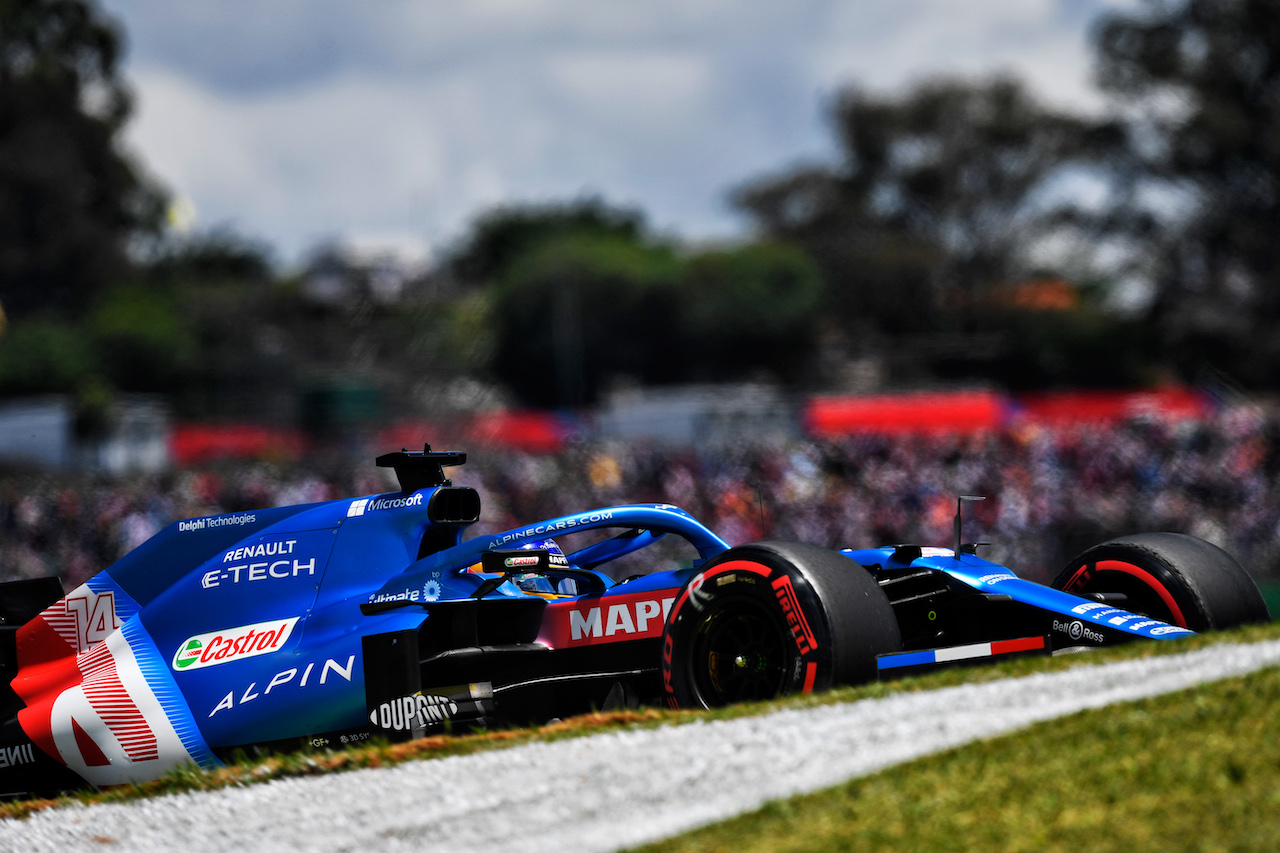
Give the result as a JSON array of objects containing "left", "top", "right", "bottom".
[{"left": 99, "top": 0, "right": 1134, "bottom": 267}]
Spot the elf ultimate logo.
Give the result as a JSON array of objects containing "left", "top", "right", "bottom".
[{"left": 172, "top": 617, "right": 299, "bottom": 671}]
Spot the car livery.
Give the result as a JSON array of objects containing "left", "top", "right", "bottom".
[{"left": 0, "top": 445, "right": 1268, "bottom": 796}]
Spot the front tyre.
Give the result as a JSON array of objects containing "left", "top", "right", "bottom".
[
  {"left": 662, "top": 542, "right": 901, "bottom": 709},
  {"left": 1053, "top": 533, "right": 1270, "bottom": 632}
]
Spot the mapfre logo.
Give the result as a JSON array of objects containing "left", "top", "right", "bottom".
[
  {"left": 172, "top": 617, "right": 299, "bottom": 671},
  {"left": 537, "top": 589, "right": 679, "bottom": 649}
]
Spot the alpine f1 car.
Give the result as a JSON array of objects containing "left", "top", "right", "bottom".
[{"left": 0, "top": 446, "right": 1269, "bottom": 796}]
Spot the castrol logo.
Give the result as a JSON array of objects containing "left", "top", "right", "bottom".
[{"left": 172, "top": 617, "right": 299, "bottom": 671}]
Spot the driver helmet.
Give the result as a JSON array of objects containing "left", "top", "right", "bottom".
[
  {"left": 520, "top": 538, "right": 569, "bottom": 568},
  {"left": 513, "top": 538, "right": 575, "bottom": 596}
]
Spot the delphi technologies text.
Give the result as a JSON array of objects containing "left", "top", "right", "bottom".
[{"left": 178, "top": 513, "right": 257, "bottom": 533}]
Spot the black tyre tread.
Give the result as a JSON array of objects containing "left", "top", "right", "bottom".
[
  {"left": 702, "top": 541, "right": 902, "bottom": 686},
  {"left": 1055, "top": 533, "right": 1269, "bottom": 631}
]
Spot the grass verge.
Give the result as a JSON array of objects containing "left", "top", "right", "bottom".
[
  {"left": 3, "top": 621, "right": 1278, "bottom": 822},
  {"left": 631, "top": 646, "right": 1280, "bottom": 853}
]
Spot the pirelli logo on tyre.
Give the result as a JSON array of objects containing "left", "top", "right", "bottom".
[{"left": 772, "top": 575, "right": 818, "bottom": 655}]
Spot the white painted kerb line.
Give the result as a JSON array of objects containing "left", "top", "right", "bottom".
[{"left": 5, "top": 640, "right": 1280, "bottom": 853}]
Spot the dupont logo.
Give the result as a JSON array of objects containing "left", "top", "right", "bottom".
[
  {"left": 172, "top": 617, "right": 299, "bottom": 671},
  {"left": 369, "top": 693, "right": 459, "bottom": 731}
]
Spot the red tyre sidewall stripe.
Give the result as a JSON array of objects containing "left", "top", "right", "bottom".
[
  {"left": 1093, "top": 559, "right": 1188, "bottom": 628},
  {"left": 663, "top": 559, "right": 780, "bottom": 707},
  {"left": 1062, "top": 563, "right": 1091, "bottom": 591},
  {"left": 771, "top": 574, "right": 819, "bottom": 655},
  {"left": 667, "top": 560, "right": 772, "bottom": 625}
]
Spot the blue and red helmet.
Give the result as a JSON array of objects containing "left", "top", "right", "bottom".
[
  {"left": 519, "top": 538, "right": 569, "bottom": 568},
  {"left": 515, "top": 538, "right": 576, "bottom": 595}
]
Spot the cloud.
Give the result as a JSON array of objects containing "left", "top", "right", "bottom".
[
  {"left": 546, "top": 52, "right": 713, "bottom": 132},
  {"left": 105, "top": 0, "right": 1135, "bottom": 263},
  {"left": 810, "top": 0, "right": 1128, "bottom": 110}
]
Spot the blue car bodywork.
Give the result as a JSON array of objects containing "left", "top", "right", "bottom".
[{"left": 0, "top": 447, "right": 1197, "bottom": 795}]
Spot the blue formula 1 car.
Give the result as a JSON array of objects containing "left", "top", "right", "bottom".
[{"left": 0, "top": 446, "right": 1269, "bottom": 796}]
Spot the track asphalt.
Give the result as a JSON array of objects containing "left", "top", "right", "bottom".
[{"left": 4, "top": 639, "right": 1280, "bottom": 852}]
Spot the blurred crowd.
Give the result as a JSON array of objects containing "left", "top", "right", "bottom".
[{"left": 3, "top": 406, "right": 1279, "bottom": 590}]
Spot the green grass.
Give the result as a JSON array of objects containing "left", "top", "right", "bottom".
[
  {"left": 3, "top": 622, "right": 1278, "bottom": 822},
  {"left": 632, "top": 637, "right": 1280, "bottom": 853}
]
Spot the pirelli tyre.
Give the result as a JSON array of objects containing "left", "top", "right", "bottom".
[
  {"left": 1053, "top": 532, "right": 1270, "bottom": 632},
  {"left": 661, "top": 542, "right": 902, "bottom": 709}
]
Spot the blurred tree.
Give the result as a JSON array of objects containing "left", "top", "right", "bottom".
[
  {"left": 457, "top": 201, "right": 833, "bottom": 405},
  {"left": 682, "top": 243, "right": 824, "bottom": 383},
  {"left": 0, "top": 0, "right": 165, "bottom": 319},
  {"left": 489, "top": 232, "right": 683, "bottom": 406},
  {"left": 148, "top": 229, "right": 274, "bottom": 284},
  {"left": 0, "top": 315, "right": 94, "bottom": 394},
  {"left": 88, "top": 284, "right": 194, "bottom": 392},
  {"left": 1094, "top": 0, "right": 1280, "bottom": 386},
  {"left": 734, "top": 78, "right": 1124, "bottom": 381},
  {"left": 448, "top": 198, "right": 645, "bottom": 287},
  {"left": 936, "top": 278, "right": 1160, "bottom": 389}
]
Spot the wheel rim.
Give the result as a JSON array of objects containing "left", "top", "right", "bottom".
[{"left": 689, "top": 597, "right": 789, "bottom": 707}]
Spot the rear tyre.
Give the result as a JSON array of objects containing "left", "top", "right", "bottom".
[
  {"left": 662, "top": 542, "right": 901, "bottom": 709},
  {"left": 1053, "top": 533, "right": 1270, "bottom": 632}
]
